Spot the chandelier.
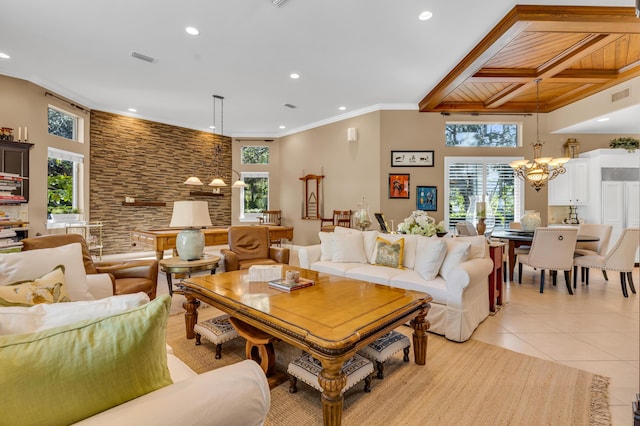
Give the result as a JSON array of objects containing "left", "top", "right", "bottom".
[{"left": 509, "top": 79, "right": 569, "bottom": 192}]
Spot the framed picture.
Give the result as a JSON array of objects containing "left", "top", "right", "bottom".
[
  {"left": 391, "top": 150, "right": 434, "bottom": 167},
  {"left": 389, "top": 174, "right": 410, "bottom": 199},
  {"left": 374, "top": 213, "right": 389, "bottom": 233},
  {"left": 416, "top": 186, "right": 437, "bottom": 211}
]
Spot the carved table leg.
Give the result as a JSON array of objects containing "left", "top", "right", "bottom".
[
  {"left": 318, "top": 359, "right": 348, "bottom": 426},
  {"left": 183, "top": 294, "right": 200, "bottom": 339},
  {"left": 410, "top": 304, "right": 431, "bottom": 365}
]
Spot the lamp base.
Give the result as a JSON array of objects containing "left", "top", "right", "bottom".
[{"left": 176, "top": 228, "right": 205, "bottom": 260}]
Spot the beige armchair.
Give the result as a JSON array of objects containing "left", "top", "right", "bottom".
[
  {"left": 573, "top": 228, "right": 639, "bottom": 297},
  {"left": 220, "top": 226, "right": 290, "bottom": 271},
  {"left": 21, "top": 234, "right": 159, "bottom": 300},
  {"left": 517, "top": 227, "right": 578, "bottom": 294}
]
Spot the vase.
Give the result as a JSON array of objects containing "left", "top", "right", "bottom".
[
  {"left": 476, "top": 218, "right": 486, "bottom": 235},
  {"left": 520, "top": 210, "right": 541, "bottom": 231}
]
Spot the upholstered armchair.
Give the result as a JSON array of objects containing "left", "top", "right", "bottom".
[
  {"left": 221, "top": 226, "right": 290, "bottom": 271},
  {"left": 21, "top": 234, "right": 159, "bottom": 300}
]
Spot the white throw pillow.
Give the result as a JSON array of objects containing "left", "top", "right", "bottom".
[
  {"left": 0, "top": 292, "right": 150, "bottom": 336},
  {"left": 331, "top": 233, "right": 367, "bottom": 263},
  {"left": 414, "top": 238, "right": 447, "bottom": 281},
  {"left": 319, "top": 232, "right": 335, "bottom": 261},
  {"left": 456, "top": 235, "right": 487, "bottom": 259},
  {"left": 0, "top": 243, "right": 94, "bottom": 301},
  {"left": 333, "top": 227, "right": 379, "bottom": 264},
  {"left": 439, "top": 239, "right": 471, "bottom": 280}
]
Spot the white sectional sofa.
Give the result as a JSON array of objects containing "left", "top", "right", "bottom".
[{"left": 298, "top": 227, "right": 493, "bottom": 342}]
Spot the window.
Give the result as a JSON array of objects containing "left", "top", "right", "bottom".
[
  {"left": 445, "top": 122, "right": 520, "bottom": 147},
  {"left": 47, "top": 148, "right": 83, "bottom": 217},
  {"left": 241, "top": 146, "right": 269, "bottom": 164},
  {"left": 240, "top": 172, "right": 269, "bottom": 221},
  {"left": 48, "top": 106, "right": 82, "bottom": 141},
  {"left": 445, "top": 157, "right": 523, "bottom": 232}
]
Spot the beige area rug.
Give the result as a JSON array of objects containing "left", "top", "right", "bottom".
[{"left": 166, "top": 310, "right": 611, "bottom": 426}]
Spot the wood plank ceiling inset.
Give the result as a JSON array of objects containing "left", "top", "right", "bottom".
[{"left": 419, "top": 5, "right": 640, "bottom": 114}]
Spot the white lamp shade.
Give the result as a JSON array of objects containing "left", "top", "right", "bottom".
[
  {"left": 208, "top": 178, "right": 227, "bottom": 187},
  {"left": 183, "top": 176, "right": 204, "bottom": 186},
  {"left": 170, "top": 201, "right": 212, "bottom": 228},
  {"left": 232, "top": 179, "right": 248, "bottom": 188}
]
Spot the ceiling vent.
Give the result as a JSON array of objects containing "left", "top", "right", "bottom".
[
  {"left": 284, "top": 103, "right": 296, "bottom": 109},
  {"left": 131, "top": 52, "right": 156, "bottom": 63},
  {"left": 611, "top": 88, "right": 630, "bottom": 103},
  {"left": 272, "top": 0, "right": 287, "bottom": 7}
]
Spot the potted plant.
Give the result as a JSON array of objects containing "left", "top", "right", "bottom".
[
  {"left": 609, "top": 137, "right": 639, "bottom": 152},
  {"left": 49, "top": 206, "right": 82, "bottom": 223}
]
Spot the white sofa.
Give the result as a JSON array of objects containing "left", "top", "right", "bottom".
[
  {"left": 298, "top": 227, "right": 493, "bottom": 342},
  {"left": 0, "top": 243, "right": 271, "bottom": 425}
]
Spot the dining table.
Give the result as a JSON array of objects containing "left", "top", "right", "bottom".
[{"left": 491, "top": 229, "right": 599, "bottom": 282}]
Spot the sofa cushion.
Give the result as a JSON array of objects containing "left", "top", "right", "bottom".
[
  {"left": 373, "top": 236, "right": 404, "bottom": 269},
  {"left": 319, "top": 232, "right": 334, "bottom": 261},
  {"left": 440, "top": 239, "right": 471, "bottom": 280},
  {"left": 346, "top": 264, "right": 404, "bottom": 285},
  {"left": 311, "top": 261, "right": 362, "bottom": 277},
  {"left": 0, "top": 243, "right": 94, "bottom": 301},
  {"left": 331, "top": 232, "right": 367, "bottom": 263},
  {"left": 414, "top": 238, "right": 447, "bottom": 281},
  {"left": 0, "top": 292, "right": 150, "bottom": 336},
  {"left": 334, "top": 227, "right": 379, "bottom": 263},
  {"left": 0, "top": 294, "right": 173, "bottom": 426},
  {"left": 0, "top": 265, "right": 71, "bottom": 307},
  {"left": 389, "top": 271, "right": 448, "bottom": 304}
]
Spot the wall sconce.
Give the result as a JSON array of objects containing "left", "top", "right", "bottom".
[{"left": 347, "top": 127, "right": 358, "bottom": 142}]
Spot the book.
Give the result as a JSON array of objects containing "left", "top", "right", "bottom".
[{"left": 268, "top": 278, "right": 315, "bottom": 292}]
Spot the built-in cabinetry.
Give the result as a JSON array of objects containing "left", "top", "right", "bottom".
[
  {"left": 0, "top": 141, "right": 33, "bottom": 203},
  {"left": 548, "top": 158, "right": 589, "bottom": 206}
]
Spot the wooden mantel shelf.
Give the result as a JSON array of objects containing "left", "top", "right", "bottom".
[
  {"left": 189, "top": 191, "right": 224, "bottom": 197},
  {"left": 122, "top": 202, "right": 166, "bottom": 207}
]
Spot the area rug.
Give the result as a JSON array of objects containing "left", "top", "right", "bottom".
[{"left": 166, "top": 310, "right": 611, "bottom": 426}]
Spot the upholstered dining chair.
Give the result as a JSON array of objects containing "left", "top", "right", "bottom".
[
  {"left": 518, "top": 227, "right": 578, "bottom": 294},
  {"left": 320, "top": 210, "right": 352, "bottom": 232},
  {"left": 21, "top": 233, "right": 159, "bottom": 299},
  {"left": 221, "top": 226, "right": 290, "bottom": 271},
  {"left": 573, "top": 223, "right": 613, "bottom": 282},
  {"left": 455, "top": 221, "right": 477, "bottom": 236},
  {"left": 573, "top": 228, "right": 639, "bottom": 298}
]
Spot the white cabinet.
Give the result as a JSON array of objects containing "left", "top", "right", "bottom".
[
  {"left": 548, "top": 159, "right": 588, "bottom": 205},
  {"left": 602, "top": 181, "right": 640, "bottom": 247}
]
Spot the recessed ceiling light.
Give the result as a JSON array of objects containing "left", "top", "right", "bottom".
[
  {"left": 128, "top": 108, "right": 137, "bottom": 113},
  {"left": 279, "top": 125, "right": 286, "bottom": 129},
  {"left": 185, "top": 27, "right": 200, "bottom": 36},
  {"left": 418, "top": 11, "right": 433, "bottom": 21},
  {"left": 338, "top": 106, "right": 346, "bottom": 111},
  {"left": 290, "top": 73, "right": 300, "bottom": 79},
  {"left": 597, "top": 117, "right": 610, "bottom": 122},
  {"left": 209, "top": 125, "right": 215, "bottom": 129},
  {"left": 0, "top": 52, "right": 10, "bottom": 59}
]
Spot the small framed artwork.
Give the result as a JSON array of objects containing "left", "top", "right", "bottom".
[
  {"left": 389, "top": 174, "right": 410, "bottom": 199},
  {"left": 374, "top": 213, "right": 389, "bottom": 233},
  {"left": 416, "top": 186, "right": 437, "bottom": 211},
  {"left": 391, "top": 150, "right": 434, "bottom": 167}
]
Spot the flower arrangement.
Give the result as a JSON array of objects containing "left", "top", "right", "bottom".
[
  {"left": 609, "top": 137, "right": 639, "bottom": 152},
  {"left": 397, "top": 210, "right": 446, "bottom": 237}
]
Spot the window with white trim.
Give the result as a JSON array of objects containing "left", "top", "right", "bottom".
[
  {"left": 240, "top": 171, "right": 269, "bottom": 221},
  {"left": 48, "top": 106, "right": 83, "bottom": 142},
  {"left": 445, "top": 122, "right": 520, "bottom": 147},
  {"left": 47, "top": 147, "right": 84, "bottom": 217},
  {"left": 445, "top": 157, "right": 524, "bottom": 232}
]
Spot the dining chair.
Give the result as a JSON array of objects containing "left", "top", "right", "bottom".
[
  {"left": 573, "top": 223, "right": 612, "bottom": 282},
  {"left": 499, "top": 222, "right": 530, "bottom": 282},
  {"left": 573, "top": 228, "right": 639, "bottom": 298},
  {"left": 518, "top": 227, "right": 578, "bottom": 294},
  {"left": 455, "top": 221, "right": 477, "bottom": 236},
  {"left": 320, "top": 210, "right": 352, "bottom": 232}
]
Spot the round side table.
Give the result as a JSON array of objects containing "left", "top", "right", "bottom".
[{"left": 159, "top": 255, "right": 220, "bottom": 296}]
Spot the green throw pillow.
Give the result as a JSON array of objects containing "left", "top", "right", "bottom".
[
  {"left": 0, "top": 265, "right": 71, "bottom": 307},
  {"left": 0, "top": 294, "right": 173, "bottom": 426},
  {"left": 374, "top": 236, "right": 404, "bottom": 269}
]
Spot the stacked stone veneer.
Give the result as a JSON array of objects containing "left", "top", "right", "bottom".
[{"left": 90, "top": 111, "right": 231, "bottom": 255}]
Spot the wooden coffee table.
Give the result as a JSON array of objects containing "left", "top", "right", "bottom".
[{"left": 179, "top": 267, "right": 432, "bottom": 426}]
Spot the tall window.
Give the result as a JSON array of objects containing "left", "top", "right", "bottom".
[
  {"left": 241, "top": 146, "right": 269, "bottom": 164},
  {"left": 48, "top": 106, "right": 82, "bottom": 142},
  {"left": 445, "top": 157, "right": 523, "bottom": 232},
  {"left": 240, "top": 172, "right": 269, "bottom": 221},
  {"left": 445, "top": 122, "right": 520, "bottom": 147},
  {"left": 47, "top": 148, "right": 83, "bottom": 216}
]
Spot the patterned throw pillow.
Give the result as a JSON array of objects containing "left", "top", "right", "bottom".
[
  {"left": 373, "top": 236, "right": 404, "bottom": 269},
  {"left": 0, "top": 265, "right": 70, "bottom": 307}
]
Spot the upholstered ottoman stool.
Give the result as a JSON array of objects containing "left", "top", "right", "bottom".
[
  {"left": 358, "top": 330, "right": 411, "bottom": 379},
  {"left": 287, "top": 353, "right": 373, "bottom": 394},
  {"left": 193, "top": 314, "right": 239, "bottom": 359}
]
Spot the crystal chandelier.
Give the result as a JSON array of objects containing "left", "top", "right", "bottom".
[{"left": 509, "top": 79, "right": 569, "bottom": 192}]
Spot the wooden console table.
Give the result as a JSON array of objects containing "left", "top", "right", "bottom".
[{"left": 131, "top": 226, "right": 294, "bottom": 259}]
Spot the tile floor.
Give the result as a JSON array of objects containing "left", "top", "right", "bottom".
[{"left": 474, "top": 265, "right": 639, "bottom": 426}]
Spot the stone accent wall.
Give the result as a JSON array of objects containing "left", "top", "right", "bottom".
[{"left": 90, "top": 111, "right": 231, "bottom": 255}]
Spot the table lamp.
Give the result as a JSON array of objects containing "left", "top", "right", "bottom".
[{"left": 170, "top": 200, "right": 212, "bottom": 260}]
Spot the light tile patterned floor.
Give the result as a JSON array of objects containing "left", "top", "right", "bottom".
[{"left": 474, "top": 265, "right": 639, "bottom": 426}]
